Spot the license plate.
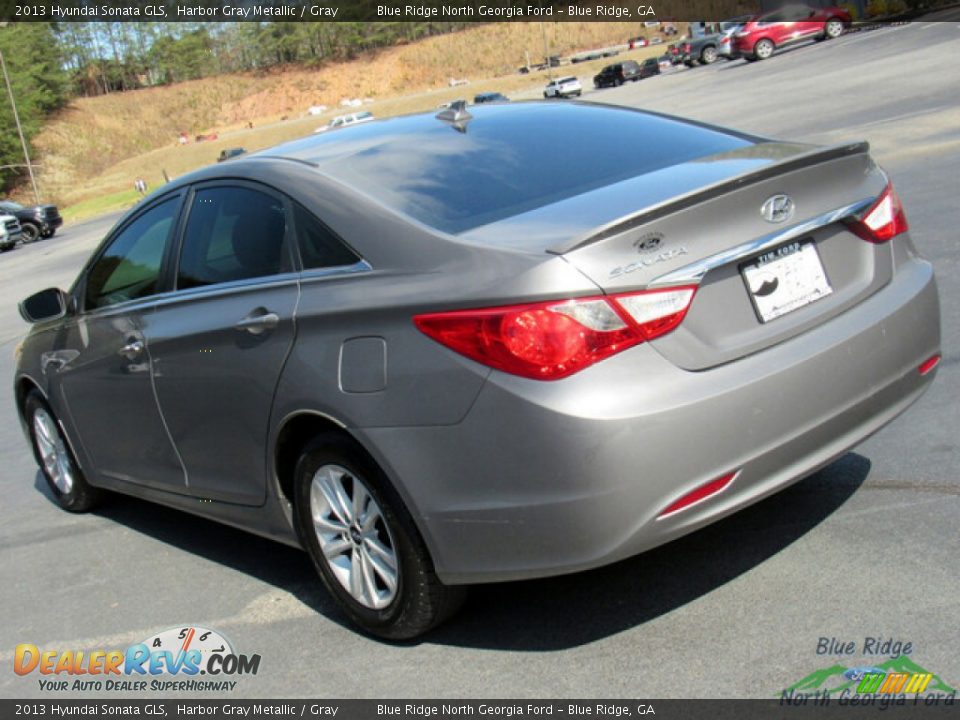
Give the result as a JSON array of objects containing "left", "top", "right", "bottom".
[{"left": 741, "top": 241, "right": 833, "bottom": 323}]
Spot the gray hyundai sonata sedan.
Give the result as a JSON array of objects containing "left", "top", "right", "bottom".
[{"left": 15, "top": 102, "right": 940, "bottom": 638}]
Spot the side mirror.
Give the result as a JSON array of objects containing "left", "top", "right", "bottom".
[{"left": 19, "top": 288, "right": 70, "bottom": 323}]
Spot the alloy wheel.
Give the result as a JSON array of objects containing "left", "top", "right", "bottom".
[
  {"left": 309, "top": 464, "right": 399, "bottom": 609},
  {"left": 33, "top": 407, "right": 74, "bottom": 494}
]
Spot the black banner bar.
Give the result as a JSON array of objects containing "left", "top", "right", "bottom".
[
  {"left": 0, "top": 0, "right": 822, "bottom": 24},
  {"left": 2, "top": 699, "right": 959, "bottom": 719}
]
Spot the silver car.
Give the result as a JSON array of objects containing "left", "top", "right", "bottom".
[{"left": 14, "top": 103, "right": 940, "bottom": 638}]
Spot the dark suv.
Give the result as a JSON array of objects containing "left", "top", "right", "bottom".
[
  {"left": 593, "top": 61, "right": 642, "bottom": 88},
  {"left": 0, "top": 200, "right": 62, "bottom": 243}
]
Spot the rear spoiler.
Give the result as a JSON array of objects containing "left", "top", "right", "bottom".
[{"left": 549, "top": 140, "right": 870, "bottom": 255}]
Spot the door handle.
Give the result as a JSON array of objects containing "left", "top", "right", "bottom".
[
  {"left": 118, "top": 339, "right": 144, "bottom": 359},
  {"left": 235, "top": 310, "right": 279, "bottom": 335}
]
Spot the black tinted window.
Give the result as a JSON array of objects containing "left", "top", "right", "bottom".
[
  {"left": 178, "top": 186, "right": 291, "bottom": 289},
  {"left": 294, "top": 205, "right": 360, "bottom": 270},
  {"left": 85, "top": 198, "right": 177, "bottom": 310}
]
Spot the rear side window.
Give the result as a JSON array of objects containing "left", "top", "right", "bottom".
[
  {"left": 177, "top": 186, "right": 292, "bottom": 289},
  {"left": 294, "top": 204, "right": 360, "bottom": 270},
  {"left": 85, "top": 197, "right": 178, "bottom": 311}
]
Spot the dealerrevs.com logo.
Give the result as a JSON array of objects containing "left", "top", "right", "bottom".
[{"left": 14, "top": 626, "right": 260, "bottom": 692}]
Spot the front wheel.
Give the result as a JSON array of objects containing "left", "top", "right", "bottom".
[
  {"left": 25, "top": 391, "right": 102, "bottom": 512},
  {"left": 824, "top": 19, "right": 844, "bottom": 39},
  {"left": 20, "top": 223, "right": 40, "bottom": 243},
  {"left": 293, "top": 433, "right": 465, "bottom": 639},
  {"left": 754, "top": 38, "right": 775, "bottom": 60},
  {"left": 701, "top": 46, "right": 718, "bottom": 64}
]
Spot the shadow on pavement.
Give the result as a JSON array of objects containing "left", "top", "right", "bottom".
[{"left": 34, "top": 452, "right": 870, "bottom": 649}]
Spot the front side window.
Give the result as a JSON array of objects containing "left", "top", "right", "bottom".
[
  {"left": 177, "top": 186, "right": 291, "bottom": 290},
  {"left": 85, "top": 197, "right": 178, "bottom": 311}
]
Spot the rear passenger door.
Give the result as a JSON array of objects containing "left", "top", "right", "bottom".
[{"left": 141, "top": 182, "right": 300, "bottom": 505}]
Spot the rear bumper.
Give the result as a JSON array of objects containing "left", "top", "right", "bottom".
[{"left": 360, "top": 257, "right": 940, "bottom": 584}]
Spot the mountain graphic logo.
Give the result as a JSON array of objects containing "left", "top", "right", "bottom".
[{"left": 784, "top": 655, "right": 956, "bottom": 697}]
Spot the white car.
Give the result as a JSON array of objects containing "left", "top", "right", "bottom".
[
  {"left": 0, "top": 214, "right": 22, "bottom": 251},
  {"left": 543, "top": 76, "right": 582, "bottom": 99},
  {"left": 314, "top": 111, "right": 375, "bottom": 134}
]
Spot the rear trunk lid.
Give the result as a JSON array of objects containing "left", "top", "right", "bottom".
[{"left": 556, "top": 141, "right": 890, "bottom": 370}]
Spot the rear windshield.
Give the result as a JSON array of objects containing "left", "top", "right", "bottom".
[{"left": 290, "top": 103, "right": 752, "bottom": 234}]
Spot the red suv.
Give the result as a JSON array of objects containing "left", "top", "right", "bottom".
[{"left": 733, "top": 4, "right": 851, "bottom": 61}]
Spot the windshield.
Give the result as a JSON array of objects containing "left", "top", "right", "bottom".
[
  {"left": 285, "top": 103, "right": 752, "bottom": 235},
  {"left": 0, "top": 201, "right": 24, "bottom": 212}
]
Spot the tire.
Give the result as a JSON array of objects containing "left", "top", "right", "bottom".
[
  {"left": 293, "top": 432, "right": 466, "bottom": 640},
  {"left": 574, "top": 90, "right": 581, "bottom": 97},
  {"left": 20, "top": 222, "right": 40, "bottom": 243},
  {"left": 824, "top": 18, "right": 844, "bottom": 39},
  {"left": 701, "top": 46, "right": 718, "bottom": 64},
  {"left": 24, "top": 391, "right": 102, "bottom": 513},
  {"left": 543, "top": 92, "right": 549, "bottom": 99},
  {"left": 754, "top": 38, "right": 775, "bottom": 60},
  {"left": 41, "top": 229, "right": 56, "bottom": 239}
]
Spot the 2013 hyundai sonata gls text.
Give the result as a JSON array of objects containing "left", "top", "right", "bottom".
[{"left": 15, "top": 102, "right": 940, "bottom": 639}]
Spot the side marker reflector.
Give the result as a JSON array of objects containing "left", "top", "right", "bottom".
[
  {"left": 919, "top": 354, "right": 941, "bottom": 376},
  {"left": 657, "top": 471, "right": 738, "bottom": 520}
]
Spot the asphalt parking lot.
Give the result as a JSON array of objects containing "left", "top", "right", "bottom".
[{"left": 1, "top": 22, "right": 958, "bottom": 699}]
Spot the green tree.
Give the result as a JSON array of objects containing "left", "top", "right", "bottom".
[{"left": 0, "top": 23, "right": 68, "bottom": 192}]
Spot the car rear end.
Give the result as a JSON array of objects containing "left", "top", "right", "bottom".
[
  {"left": 292, "top": 104, "right": 940, "bottom": 585},
  {"left": 1, "top": 215, "right": 21, "bottom": 249},
  {"left": 38, "top": 205, "right": 63, "bottom": 234},
  {"left": 557, "top": 76, "right": 582, "bottom": 97}
]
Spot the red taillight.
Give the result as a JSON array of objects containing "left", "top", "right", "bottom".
[
  {"left": 918, "top": 354, "right": 941, "bottom": 376},
  {"left": 848, "top": 182, "right": 908, "bottom": 243},
  {"left": 414, "top": 287, "right": 697, "bottom": 381},
  {"left": 657, "top": 471, "right": 738, "bottom": 520}
]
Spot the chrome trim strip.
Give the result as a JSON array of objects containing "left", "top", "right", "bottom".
[
  {"left": 648, "top": 197, "right": 875, "bottom": 288},
  {"left": 299, "top": 258, "right": 372, "bottom": 282}
]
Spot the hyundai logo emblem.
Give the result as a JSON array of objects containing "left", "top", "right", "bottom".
[{"left": 761, "top": 194, "right": 795, "bottom": 224}]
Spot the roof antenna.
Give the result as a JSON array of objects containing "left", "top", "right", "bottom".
[{"left": 435, "top": 100, "right": 472, "bottom": 133}]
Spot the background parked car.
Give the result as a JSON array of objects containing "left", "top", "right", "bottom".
[
  {"left": 594, "top": 61, "right": 642, "bottom": 88},
  {"left": 637, "top": 57, "right": 662, "bottom": 79},
  {"left": 681, "top": 16, "right": 754, "bottom": 65},
  {"left": 217, "top": 147, "right": 246, "bottom": 162},
  {"left": 0, "top": 213, "right": 21, "bottom": 251},
  {"left": 734, "top": 4, "right": 851, "bottom": 61},
  {"left": 473, "top": 92, "right": 510, "bottom": 104},
  {"left": 0, "top": 200, "right": 62, "bottom": 242},
  {"left": 314, "top": 111, "right": 375, "bottom": 133},
  {"left": 543, "top": 76, "right": 582, "bottom": 98},
  {"left": 628, "top": 37, "right": 649, "bottom": 49}
]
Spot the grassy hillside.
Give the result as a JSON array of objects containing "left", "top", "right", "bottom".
[{"left": 32, "top": 22, "right": 673, "bottom": 217}]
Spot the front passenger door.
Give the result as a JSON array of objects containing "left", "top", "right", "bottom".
[
  {"left": 57, "top": 195, "right": 187, "bottom": 491},
  {"left": 143, "top": 183, "right": 299, "bottom": 505}
]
